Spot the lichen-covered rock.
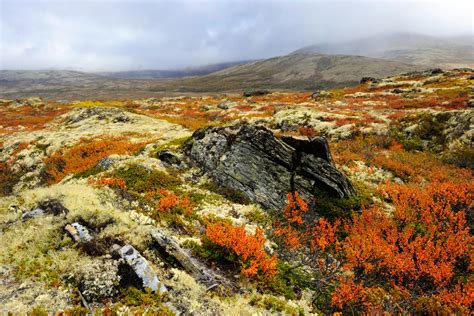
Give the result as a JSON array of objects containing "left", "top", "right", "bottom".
[
  {"left": 21, "top": 208, "right": 45, "bottom": 221},
  {"left": 78, "top": 259, "right": 121, "bottom": 302},
  {"left": 22, "top": 199, "right": 68, "bottom": 220},
  {"left": 65, "top": 223, "right": 93, "bottom": 242},
  {"left": 9, "top": 97, "right": 44, "bottom": 108},
  {"left": 66, "top": 107, "right": 132, "bottom": 124},
  {"left": 186, "top": 124, "right": 355, "bottom": 211}
]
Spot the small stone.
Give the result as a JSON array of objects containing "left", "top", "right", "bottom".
[
  {"left": 65, "top": 223, "right": 93, "bottom": 242},
  {"left": 22, "top": 208, "right": 45, "bottom": 221}
]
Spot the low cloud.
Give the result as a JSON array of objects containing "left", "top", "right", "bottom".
[{"left": 1, "top": 0, "right": 472, "bottom": 71}]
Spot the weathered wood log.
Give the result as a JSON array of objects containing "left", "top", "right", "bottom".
[{"left": 151, "top": 230, "right": 216, "bottom": 283}]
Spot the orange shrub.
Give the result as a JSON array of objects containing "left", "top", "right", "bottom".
[
  {"left": 335, "top": 180, "right": 474, "bottom": 311},
  {"left": 155, "top": 189, "right": 193, "bottom": 216},
  {"left": 274, "top": 192, "right": 340, "bottom": 253},
  {"left": 206, "top": 221, "right": 277, "bottom": 278},
  {"left": 0, "top": 105, "right": 69, "bottom": 135},
  {"left": 282, "top": 192, "right": 308, "bottom": 225},
  {"left": 43, "top": 136, "right": 146, "bottom": 183},
  {"left": 88, "top": 177, "right": 126, "bottom": 189},
  {"left": 298, "top": 126, "right": 318, "bottom": 138}
]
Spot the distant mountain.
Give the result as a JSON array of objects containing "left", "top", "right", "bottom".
[
  {"left": 163, "top": 53, "right": 422, "bottom": 91},
  {"left": 0, "top": 70, "right": 102, "bottom": 84},
  {"left": 0, "top": 53, "right": 422, "bottom": 98},
  {"left": 97, "top": 60, "right": 255, "bottom": 79},
  {"left": 294, "top": 33, "right": 474, "bottom": 69}
]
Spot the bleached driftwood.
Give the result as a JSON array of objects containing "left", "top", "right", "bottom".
[{"left": 150, "top": 229, "right": 226, "bottom": 288}]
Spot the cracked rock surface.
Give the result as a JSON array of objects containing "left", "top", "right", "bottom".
[{"left": 186, "top": 124, "right": 355, "bottom": 211}]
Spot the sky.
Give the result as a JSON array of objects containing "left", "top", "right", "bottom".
[{"left": 0, "top": 0, "right": 472, "bottom": 71}]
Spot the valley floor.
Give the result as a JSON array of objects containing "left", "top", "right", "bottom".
[{"left": 0, "top": 68, "right": 472, "bottom": 315}]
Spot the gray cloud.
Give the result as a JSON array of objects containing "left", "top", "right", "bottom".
[{"left": 1, "top": 0, "right": 472, "bottom": 71}]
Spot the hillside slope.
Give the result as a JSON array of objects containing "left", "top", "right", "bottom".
[
  {"left": 97, "top": 60, "right": 255, "bottom": 79},
  {"left": 159, "top": 53, "right": 422, "bottom": 91},
  {"left": 0, "top": 53, "right": 421, "bottom": 98}
]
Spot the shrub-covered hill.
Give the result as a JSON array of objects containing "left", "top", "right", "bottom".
[{"left": 0, "top": 68, "right": 472, "bottom": 314}]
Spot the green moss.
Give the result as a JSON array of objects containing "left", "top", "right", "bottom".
[
  {"left": 184, "top": 238, "right": 239, "bottom": 264},
  {"left": 245, "top": 207, "right": 272, "bottom": 226},
  {"left": 313, "top": 187, "right": 371, "bottom": 220},
  {"left": 149, "top": 136, "right": 192, "bottom": 157},
  {"left": 113, "top": 165, "right": 181, "bottom": 193},
  {"left": 73, "top": 165, "right": 103, "bottom": 179},
  {"left": 35, "top": 143, "right": 50, "bottom": 154},
  {"left": 186, "top": 191, "right": 207, "bottom": 206},
  {"left": 257, "top": 262, "right": 311, "bottom": 300},
  {"left": 199, "top": 182, "right": 249, "bottom": 204},
  {"left": 249, "top": 294, "right": 304, "bottom": 315},
  {"left": 61, "top": 306, "right": 89, "bottom": 315},
  {"left": 28, "top": 306, "right": 49, "bottom": 316},
  {"left": 119, "top": 287, "right": 169, "bottom": 310},
  {"left": 442, "top": 146, "right": 474, "bottom": 169}
]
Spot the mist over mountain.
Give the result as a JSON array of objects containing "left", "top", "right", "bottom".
[{"left": 294, "top": 33, "right": 474, "bottom": 68}]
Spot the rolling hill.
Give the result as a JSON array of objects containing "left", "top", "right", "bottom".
[
  {"left": 97, "top": 60, "right": 255, "bottom": 79},
  {"left": 162, "top": 53, "right": 422, "bottom": 91},
  {"left": 0, "top": 53, "right": 422, "bottom": 98}
]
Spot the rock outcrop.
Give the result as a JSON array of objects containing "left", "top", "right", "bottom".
[{"left": 186, "top": 124, "right": 355, "bottom": 211}]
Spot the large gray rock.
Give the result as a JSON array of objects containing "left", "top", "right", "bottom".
[{"left": 185, "top": 124, "right": 355, "bottom": 211}]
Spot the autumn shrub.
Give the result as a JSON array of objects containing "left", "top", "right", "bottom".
[
  {"left": 152, "top": 189, "right": 193, "bottom": 217},
  {"left": 88, "top": 177, "right": 126, "bottom": 190},
  {"left": 332, "top": 181, "right": 474, "bottom": 313},
  {"left": 43, "top": 136, "right": 146, "bottom": 184},
  {"left": 272, "top": 192, "right": 342, "bottom": 312},
  {"left": 0, "top": 105, "right": 69, "bottom": 135},
  {"left": 298, "top": 126, "right": 318, "bottom": 138},
  {"left": 204, "top": 221, "right": 277, "bottom": 278}
]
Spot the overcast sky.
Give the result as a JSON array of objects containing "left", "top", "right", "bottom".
[{"left": 1, "top": 0, "right": 472, "bottom": 71}]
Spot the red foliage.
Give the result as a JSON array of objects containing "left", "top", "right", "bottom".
[
  {"left": 0, "top": 105, "right": 69, "bottom": 135},
  {"left": 282, "top": 192, "right": 308, "bottom": 225},
  {"left": 43, "top": 136, "right": 146, "bottom": 183},
  {"left": 334, "top": 180, "right": 474, "bottom": 311},
  {"left": 298, "top": 126, "right": 318, "bottom": 138},
  {"left": 274, "top": 192, "right": 340, "bottom": 253},
  {"left": 206, "top": 221, "right": 277, "bottom": 278},
  {"left": 335, "top": 117, "right": 357, "bottom": 126},
  {"left": 155, "top": 189, "right": 193, "bottom": 216},
  {"left": 88, "top": 177, "right": 126, "bottom": 189}
]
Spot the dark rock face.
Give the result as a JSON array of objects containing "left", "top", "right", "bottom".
[
  {"left": 186, "top": 124, "right": 355, "bottom": 211},
  {"left": 157, "top": 150, "right": 182, "bottom": 166}
]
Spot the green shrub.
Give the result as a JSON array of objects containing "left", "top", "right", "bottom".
[
  {"left": 258, "top": 262, "right": 311, "bottom": 300},
  {"left": 313, "top": 187, "right": 371, "bottom": 220},
  {"left": 113, "top": 165, "right": 181, "bottom": 193},
  {"left": 28, "top": 306, "right": 48, "bottom": 316}
]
